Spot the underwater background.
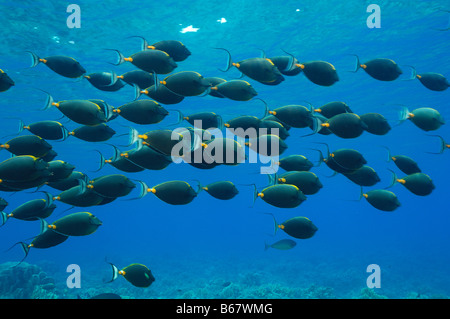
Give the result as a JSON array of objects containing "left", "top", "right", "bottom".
[{"left": 0, "top": 0, "right": 449, "bottom": 299}]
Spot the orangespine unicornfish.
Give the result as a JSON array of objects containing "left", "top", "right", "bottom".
[
  {"left": 265, "top": 103, "right": 316, "bottom": 131},
  {"left": 407, "top": 66, "right": 449, "bottom": 91},
  {"left": 214, "top": 47, "right": 284, "bottom": 85},
  {"left": 54, "top": 182, "right": 106, "bottom": 207},
  {"left": 159, "top": 71, "right": 212, "bottom": 97},
  {"left": 15, "top": 119, "right": 69, "bottom": 141},
  {"left": 425, "top": 135, "right": 450, "bottom": 154},
  {"left": 0, "top": 197, "right": 8, "bottom": 211},
  {"left": 108, "top": 262, "right": 155, "bottom": 288},
  {"left": 105, "top": 48, "right": 177, "bottom": 74},
  {"left": 0, "top": 192, "right": 55, "bottom": 226},
  {"left": 253, "top": 184, "right": 306, "bottom": 209},
  {"left": 260, "top": 120, "right": 290, "bottom": 140},
  {"left": 46, "top": 171, "right": 89, "bottom": 191},
  {"left": 39, "top": 91, "right": 107, "bottom": 126},
  {"left": 273, "top": 171, "right": 323, "bottom": 195},
  {"left": 0, "top": 155, "right": 50, "bottom": 183},
  {"left": 358, "top": 188, "right": 401, "bottom": 212},
  {"left": 41, "top": 149, "right": 58, "bottom": 162},
  {"left": 130, "top": 36, "right": 191, "bottom": 62},
  {"left": 210, "top": 80, "right": 258, "bottom": 101},
  {"left": 0, "top": 135, "right": 52, "bottom": 158},
  {"left": 350, "top": 55, "right": 402, "bottom": 81},
  {"left": 295, "top": 60, "right": 339, "bottom": 86},
  {"left": 312, "top": 143, "right": 367, "bottom": 174},
  {"left": 95, "top": 145, "right": 145, "bottom": 173},
  {"left": 383, "top": 146, "right": 421, "bottom": 175},
  {"left": 47, "top": 160, "right": 75, "bottom": 182},
  {"left": 313, "top": 101, "right": 353, "bottom": 119},
  {"left": 117, "top": 140, "right": 173, "bottom": 171},
  {"left": 203, "top": 137, "right": 246, "bottom": 166},
  {"left": 119, "top": 70, "right": 155, "bottom": 90},
  {"left": 27, "top": 52, "right": 86, "bottom": 78},
  {"left": 399, "top": 106, "right": 445, "bottom": 132},
  {"left": 204, "top": 77, "right": 227, "bottom": 98},
  {"left": 246, "top": 134, "right": 288, "bottom": 157},
  {"left": 136, "top": 180, "right": 200, "bottom": 205},
  {"left": 199, "top": 180, "right": 239, "bottom": 200},
  {"left": 0, "top": 69, "right": 14, "bottom": 92},
  {"left": 42, "top": 212, "right": 102, "bottom": 236},
  {"left": 115, "top": 100, "right": 168, "bottom": 125},
  {"left": 172, "top": 110, "right": 223, "bottom": 130},
  {"left": 265, "top": 213, "right": 318, "bottom": 239},
  {"left": 343, "top": 166, "right": 380, "bottom": 187},
  {"left": 314, "top": 112, "right": 368, "bottom": 139},
  {"left": 69, "top": 124, "right": 116, "bottom": 142},
  {"left": 274, "top": 155, "right": 314, "bottom": 172},
  {"left": 360, "top": 113, "right": 391, "bottom": 135},
  {"left": 11, "top": 229, "right": 69, "bottom": 266},
  {"left": 84, "top": 71, "right": 124, "bottom": 91},
  {"left": 264, "top": 239, "right": 297, "bottom": 251},
  {"left": 84, "top": 174, "right": 136, "bottom": 198},
  {"left": 387, "top": 169, "right": 435, "bottom": 196},
  {"left": 264, "top": 49, "right": 301, "bottom": 76}
]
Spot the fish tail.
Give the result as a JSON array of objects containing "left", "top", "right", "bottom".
[
  {"left": 169, "top": 109, "right": 184, "bottom": 126},
  {"left": 0, "top": 211, "right": 7, "bottom": 227},
  {"left": 105, "top": 49, "right": 126, "bottom": 66},
  {"left": 251, "top": 183, "right": 258, "bottom": 207},
  {"left": 254, "top": 98, "right": 269, "bottom": 118},
  {"left": 128, "top": 126, "right": 140, "bottom": 146},
  {"left": 39, "top": 217, "right": 49, "bottom": 234},
  {"left": 17, "top": 119, "right": 25, "bottom": 134},
  {"left": 107, "top": 263, "right": 120, "bottom": 283},
  {"left": 191, "top": 179, "right": 203, "bottom": 194},
  {"left": 42, "top": 191, "right": 54, "bottom": 209},
  {"left": 267, "top": 173, "right": 278, "bottom": 186},
  {"left": 264, "top": 242, "right": 270, "bottom": 251},
  {"left": 402, "top": 65, "right": 417, "bottom": 81},
  {"left": 93, "top": 150, "right": 106, "bottom": 172},
  {"left": 280, "top": 49, "right": 296, "bottom": 72},
  {"left": 213, "top": 47, "right": 233, "bottom": 72},
  {"left": 16, "top": 242, "right": 30, "bottom": 267},
  {"left": 398, "top": 105, "right": 410, "bottom": 123},
  {"left": 133, "top": 83, "right": 142, "bottom": 101},
  {"left": 263, "top": 213, "right": 279, "bottom": 236},
  {"left": 425, "top": 135, "right": 447, "bottom": 154},
  {"left": 108, "top": 70, "right": 118, "bottom": 86},
  {"left": 128, "top": 35, "right": 150, "bottom": 51},
  {"left": 381, "top": 146, "right": 392, "bottom": 162},
  {"left": 26, "top": 51, "right": 41, "bottom": 68},
  {"left": 349, "top": 54, "right": 361, "bottom": 72},
  {"left": 385, "top": 169, "right": 398, "bottom": 189},
  {"left": 136, "top": 180, "right": 150, "bottom": 199}
]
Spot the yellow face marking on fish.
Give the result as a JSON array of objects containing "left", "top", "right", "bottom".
[
  {"left": 265, "top": 58, "right": 274, "bottom": 66},
  {"left": 0, "top": 69, "right": 4, "bottom": 73}
]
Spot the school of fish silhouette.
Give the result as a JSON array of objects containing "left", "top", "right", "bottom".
[{"left": 0, "top": 36, "right": 448, "bottom": 288}]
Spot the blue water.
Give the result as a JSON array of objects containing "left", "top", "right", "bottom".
[{"left": 0, "top": 0, "right": 449, "bottom": 299}]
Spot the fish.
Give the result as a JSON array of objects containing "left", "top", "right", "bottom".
[
  {"left": 425, "top": 135, "right": 450, "bottom": 154},
  {"left": 41, "top": 92, "right": 107, "bottom": 126},
  {"left": 360, "top": 113, "right": 391, "bottom": 135},
  {"left": 27, "top": 52, "right": 86, "bottom": 78},
  {"left": 160, "top": 71, "right": 211, "bottom": 97},
  {"left": 174, "top": 111, "right": 223, "bottom": 130},
  {"left": 264, "top": 239, "right": 297, "bottom": 251},
  {"left": 114, "top": 100, "right": 169, "bottom": 125},
  {"left": 133, "top": 36, "right": 191, "bottom": 62},
  {"left": 201, "top": 181, "right": 239, "bottom": 200},
  {"left": 1, "top": 135, "right": 52, "bottom": 157},
  {"left": 317, "top": 113, "right": 368, "bottom": 138},
  {"left": 360, "top": 189, "right": 401, "bottom": 212},
  {"left": 224, "top": 115, "right": 263, "bottom": 137},
  {"left": 43, "top": 211, "right": 102, "bottom": 236},
  {"left": 399, "top": 106, "right": 445, "bottom": 132},
  {"left": 17, "top": 120, "right": 69, "bottom": 141},
  {"left": 87, "top": 174, "right": 136, "bottom": 198},
  {"left": 47, "top": 160, "right": 75, "bottom": 182},
  {"left": 215, "top": 48, "right": 284, "bottom": 85},
  {"left": 84, "top": 71, "right": 125, "bottom": 91},
  {"left": 259, "top": 120, "right": 290, "bottom": 140},
  {"left": 118, "top": 142, "right": 173, "bottom": 171},
  {"left": 69, "top": 124, "right": 116, "bottom": 142},
  {"left": 314, "top": 143, "right": 367, "bottom": 174},
  {"left": 130, "top": 128, "right": 190, "bottom": 157},
  {"left": 351, "top": 55, "right": 402, "bottom": 81},
  {"left": 266, "top": 104, "right": 315, "bottom": 129},
  {"left": 0, "top": 155, "right": 50, "bottom": 183},
  {"left": 139, "top": 180, "right": 199, "bottom": 205},
  {"left": 118, "top": 70, "right": 155, "bottom": 89},
  {"left": 107, "top": 48, "right": 177, "bottom": 74},
  {"left": 202, "top": 138, "right": 246, "bottom": 166},
  {"left": 313, "top": 101, "right": 353, "bottom": 119},
  {"left": 254, "top": 184, "right": 306, "bottom": 208},
  {"left": 388, "top": 170, "right": 435, "bottom": 196},
  {"left": 383, "top": 147, "right": 421, "bottom": 175},
  {"left": 1, "top": 193, "right": 55, "bottom": 225},
  {"left": 204, "top": 77, "right": 227, "bottom": 98},
  {"left": 46, "top": 171, "right": 88, "bottom": 191},
  {"left": 96, "top": 145, "right": 146, "bottom": 173},
  {"left": 296, "top": 60, "right": 339, "bottom": 86},
  {"left": 267, "top": 213, "right": 318, "bottom": 239},
  {"left": 343, "top": 166, "right": 381, "bottom": 187},
  {"left": 0, "top": 197, "right": 8, "bottom": 211},
  {"left": 54, "top": 185, "right": 106, "bottom": 207},
  {"left": 137, "top": 84, "right": 185, "bottom": 105},
  {"left": 409, "top": 67, "right": 449, "bottom": 91},
  {"left": 246, "top": 134, "right": 288, "bottom": 157},
  {"left": 210, "top": 80, "right": 258, "bottom": 101},
  {"left": 0, "top": 69, "right": 14, "bottom": 92},
  {"left": 275, "top": 171, "right": 323, "bottom": 195},
  {"left": 276, "top": 155, "right": 314, "bottom": 173},
  {"left": 108, "top": 262, "right": 155, "bottom": 288}
]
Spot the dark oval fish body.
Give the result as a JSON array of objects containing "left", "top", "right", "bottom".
[
  {"left": 163, "top": 71, "right": 211, "bottom": 96},
  {"left": 10, "top": 199, "right": 55, "bottom": 221},
  {"left": 57, "top": 100, "right": 107, "bottom": 126},
  {"left": 3, "top": 135, "right": 52, "bottom": 157},
  {"left": 314, "top": 101, "right": 353, "bottom": 119},
  {"left": 365, "top": 189, "right": 400, "bottom": 211},
  {"left": 108, "top": 156, "right": 146, "bottom": 173},
  {"left": 204, "top": 138, "right": 246, "bottom": 166},
  {"left": 247, "top": 134, "right": 288, "bottom": 157},
  {"left": 203, "top": 181, "right": 239, "bottom": 200},
  {"left": 0, "top": 156, "right": 49, "bottom": 182},
  {"left": 328, "top": 148, "right": 367, "bottom": 172},
  {"left": 360, "top": 113, "right": 391, "bottom": 135},
  {"left": 91, "top": 174, "right": 136, "bottom": 198},
  {"left": 391, "top": 155, "right": 421, "bottom": 175},
  {"left": 281, "top": 216, "right": 318, "bottom": 239},
  {"left": 343, "top": 166, "right": 380, "bottom": 186},
  {"left": 259, "top": 184, "right": 306, "bottom": 208},
  {"left": 205, "top": 77, "right": 227, "bottom": 98},
  {"left": 30, "top": 229, "right": 69, "bottom": 249},
  {"left": 417, "top": 73, "right": 449, "bottom": 91},
  {"left": 152, "top": 180, "right": 197, "bottom": 205},
  {"left": 71, "top": 124, "right": 116, "bottom": 142},
  {"left": 225, "top": 115, "right": 262, "bottom": 133},
  {"left": 238, "top": 57, "right": 284, "bottom": 85},
  {"left": 150, "top": 40, "right": 191, "bottom": 62},
  {"left": 140, "top": 129, "right": 181, "bottom": 156},
  {"left": 131, "top": 50, "right": 177, "bottom": 74},
  {"left": 36, "top": 55, "right": 86, "bottom": 78},
  {"left": 25, "top": 120, "right": 67, "bottom": 140},
  {"left": 278, "top": 155, "right": 313, "bottom": 172},
  {"left": 409, "top": 107, "right": 445, "bottom": 131},
  {"left": 47, "top": 171, "right": 87, "bottom": 191},
  {"left": 400, "top": 173, "right": 435, "bottom": 196},
  {"left": 278, "top": 171, "right": 323, "bottom": 195},
  {"left": 51, "top": 212, "right": 102, "bottom": 236},
  {"left": 47, "top": 160, "right": 75, "bottom": 182},
  {"left": 0, "top": 69, "right": 14, "bottom": 92},
  {"left": 117, "top": 100, "right": 168, "bottom": 125},
  {"left": 125, "top": 145, "right": 172, "bottom": 170},
  {"left": 119, "top": 70, "right": 155, "bottom": 89},
  {"left": 213, "top": 80, "right": 257, "bottom": 101},
  {"left": 325, "top": 113, "right": 367, "bottom": 138},
  {"left": 300, "top": 61, "right": 339, "bottom": 86},
  {"left": 57, "top": 186, "right": 105, "bottom": 207},
  {"left": 270, "top": 105, "right": 313, "bottom": 128},
  {"left": 264, "top": 239, "right": 297, "bottom": 251},
  {"left": 361, "top": 58, "right": 402, "bottom": 81},
  {"left": 269, "top": 56, "right": 302, "bottom": 76},
  {"left": 260, "top": 120, "right": 290, "bottom": 140},
  {"left": 142, "top": 84, "right": 185, "bottom": 104},
  {"left": 122, "top": 263, "right": 155, "bottom": 288},
  {"left": 184, "top": 112, "right": 222, "bottom": 129}
]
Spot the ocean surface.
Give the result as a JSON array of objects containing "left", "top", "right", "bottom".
[{"left": 0, "top": 0, "right": 449, "bottom": 299}]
